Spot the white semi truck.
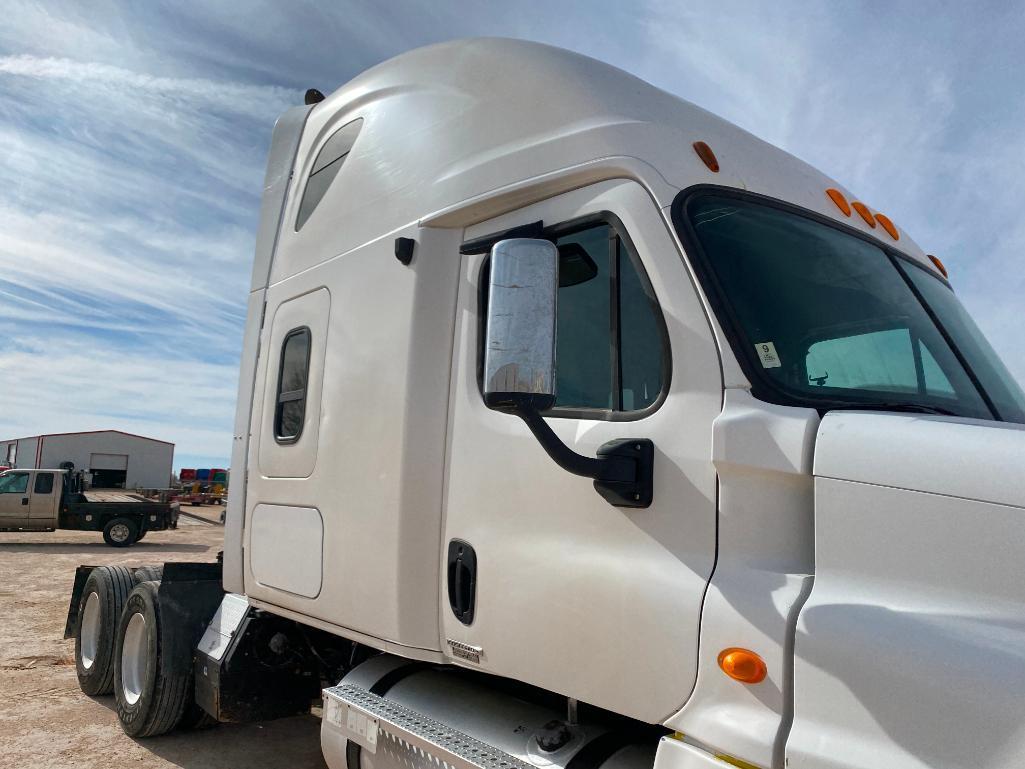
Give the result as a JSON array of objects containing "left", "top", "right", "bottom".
[{"left": 64, "top": 39, "right": 1025, "bottom": 769}]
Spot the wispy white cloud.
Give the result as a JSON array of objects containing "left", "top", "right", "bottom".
[
  {"left": 0, "top": 54, "right": 296, "bottom": 120},
  {"left": 1, "top": 0, "right": 1023, "bottom": 470},
  {"left": 0, "top": 330, "right": 238, "bottom": 458}
]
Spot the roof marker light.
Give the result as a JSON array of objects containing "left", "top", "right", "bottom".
[
  {"left": 928, "top": 254, "right": 949, "bottom": 278},
  {"left": 826, "top": 188, "right": 851, "bottom": 216},
  {"left": 717, "top": 648, "right": 767, "bottom": 684},
  {"left": 875, "top": 213, "right": 899, "bottom": 240},
  {"left": 851, "top": 201, "right": 876, "bottom": 228},
  {"left": 692, "top": 141, "right": 720, "bottom": 173}
]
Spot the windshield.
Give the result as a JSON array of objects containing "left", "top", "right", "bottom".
[{"left": 681, "top": 193, "right": 1025, "bottom": 423}]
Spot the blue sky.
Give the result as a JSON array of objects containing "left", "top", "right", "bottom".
[{"left": 1, "top": 1, "right": 1023, "bottom": 470}]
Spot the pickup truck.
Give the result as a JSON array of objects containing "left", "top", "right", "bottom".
[{"left": 0, "top": 467, "right": 178, "bottom": 546}]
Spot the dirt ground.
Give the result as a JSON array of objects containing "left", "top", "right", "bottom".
[{"left": 0, "top": 507, "right": 327, "bottom": 769}]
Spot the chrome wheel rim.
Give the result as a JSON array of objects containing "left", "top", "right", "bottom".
[
  {"left": 121, "top": 613, "right": 147, "bottom": 705},
  {"left": 110, "top": 523, "right": 130, "bottom": 543},
  {"left": 80, "top": 592, "right": 100, "bottom": 670}
]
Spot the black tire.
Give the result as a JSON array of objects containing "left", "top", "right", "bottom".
[
  {"left": 133, "top": 565, "right": 163, "bottom": 583},
  {"left": 103, "top": 517, "right": 138, "bottom": 547},
  {"left": 136, "top": 529, "right": 147, "bottom": 541},
  {"left": 113, "top": 581, "right": 192, "bottom": 737},
  {"left": 75, "top": 566, "right": 136, "bottom": 696}
]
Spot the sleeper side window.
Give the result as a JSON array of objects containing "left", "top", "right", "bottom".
[
  {"left": 274, "top": 328, "right": 312, "bottom": 443},
  {"left": 34, "top": 472, "right": 54, "bottom": 495}
]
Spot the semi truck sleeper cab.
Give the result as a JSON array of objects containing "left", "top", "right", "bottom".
[{"left": 64, "top": 38, "right": 1025, "bottom": 769}]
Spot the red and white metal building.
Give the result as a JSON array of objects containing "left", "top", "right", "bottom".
[{"left": 0, "top": 430, "right": 174, "bottom": 489}]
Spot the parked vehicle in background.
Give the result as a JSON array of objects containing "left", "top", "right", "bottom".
[
  {"left": 176, "top": 468, "right": 228, "bottom": 505},
  {"left": 63, "top": 39, "right": 1025, "bottom": 769},
  {"left": 1, "top": 466, "right": 178, "bottom": 546}
]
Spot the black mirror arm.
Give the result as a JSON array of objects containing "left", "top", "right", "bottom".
[{"left": 515, "top": 407, "right": 655, "bottom": 508}]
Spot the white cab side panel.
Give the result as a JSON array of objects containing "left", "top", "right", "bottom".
[
  {"left": 667, "top": 389, "right": 817, "bottom": 769},
  {"left": 250, "top": 504, "right": 323, "bottom": 598},
  {"left": 789, "top": 413, "right": 1025, "bottom": 769},
  {"left": 224, "top": 288, "right": 265, "bottom": 593},
  {"left": 245, "top": 224, "right": 462, "bottom": 652},
  {"left": 653, "top": 736, "right": 740, "bottom": 769},
  {"left": 225, "top": 105, "right": 311, "bottom": 594},
  {"left": 442, "top": 180, "right": 722, "bottom": 723}
]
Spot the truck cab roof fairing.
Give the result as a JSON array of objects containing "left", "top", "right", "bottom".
[{"left": 264, "top": 38, "right": 927, "bottom": 286}]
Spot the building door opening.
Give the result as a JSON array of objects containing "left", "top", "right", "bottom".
[
  {"left": 88, "top": 453, "right": 129, "bottom": 488},
  {"left": 90, "top": 468, "right": 127, "bottom": 488}
]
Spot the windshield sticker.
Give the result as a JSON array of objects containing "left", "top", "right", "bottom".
[{"left": 755, "top": 342, "right": 781, "bottom": 368}]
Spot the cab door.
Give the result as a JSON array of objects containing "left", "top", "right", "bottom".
[
  {"left": 28, "top": 472, "right": 58, "bottom": 525},
  {"left": 0, "top": 471, "right": 31, "bottom": 527},
  {"left": 441, "top": 180, "right": 722, "bottom": 723}
]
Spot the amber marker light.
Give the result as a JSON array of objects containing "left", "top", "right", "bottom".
[
  {"left": 928, "top": 254, "right": 949, "bottom": 278},
  {"left": 851, "top": 201, "right": 876, "bottom": 227},
  {"left": 826, "top": 188, "right": 851, "bottom": 216},
  {"left": 693, "top": 141, "right": 720, "bottom": 172},
  {"left": 875, "top": 213, "right": 900, "bottom": 240},
  {"left": 717, "top": 648, "right": 767, "bottom": 684}
]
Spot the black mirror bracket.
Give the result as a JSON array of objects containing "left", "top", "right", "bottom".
[{"left": 516, "top": 408, "right": 654, "bottom": 508}]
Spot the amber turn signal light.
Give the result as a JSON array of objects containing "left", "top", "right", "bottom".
[
  {"left": 928, "top": 254, "right": 949, "bottom": 278},
  {"left": 693, "top": 141, "right": 720, "bottom": 173},
  {"left": 825, "top": 188, "right": 851, "bottom": 216},
  {"left": 851, "top": 201, "right": 876, "bottom": 228},
  {"left": 718, "top": 648, "right": 767, "bottom": 684}
]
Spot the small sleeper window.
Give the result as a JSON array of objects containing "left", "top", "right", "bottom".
[
  {"left": 274, "top": 328, "right": 312, "bottom": 443},
  {"left": 295, "top": 117, "right": 363, "bottom": 231}
]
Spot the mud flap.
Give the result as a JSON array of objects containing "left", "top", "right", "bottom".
[{"left": 63, "top": 565, "right": 100, "bottom": 639}]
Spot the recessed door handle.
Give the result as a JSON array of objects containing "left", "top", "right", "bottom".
[
  {"left": 21, "top": 497, "right": 29, "bottom": 505},
  {"left": 447, "top": 539, "right": 477, "bottom": 626}
]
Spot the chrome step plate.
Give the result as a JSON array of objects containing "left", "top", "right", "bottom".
[{"left": 323, "top": 683, "right": 535, "bottom": 769}]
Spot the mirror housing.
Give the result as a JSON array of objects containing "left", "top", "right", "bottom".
[
  {"left": 481, "top": 237, "right": 655, "bottom": 509},
  {"left": 483, "top": 238, "right": 558, "bottom": 414}
]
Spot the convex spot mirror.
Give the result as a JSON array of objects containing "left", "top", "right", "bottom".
[
  {"left": 483, "top": 238, "right": 559, "bottom": 414},
  {"left": 557, "top": 242, "right": 598, "bottom": 287}
]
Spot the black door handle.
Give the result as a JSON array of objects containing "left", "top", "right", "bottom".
[
  {"left": 454, "top": 557, "right": 466, "bottom": 613},
  {"left": 21, "top": 497, "right": 29, "bottom": 505},
  {"left": 447, "top": 539, "right": 477, "bottom": 625}
]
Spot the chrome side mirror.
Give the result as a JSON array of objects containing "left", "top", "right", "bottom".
[
  {"left": 481, "top": 236, "right": 655, "bottom": 509},
  {"left": 483, "top": 238, "right": 558, "bottom": 414}
]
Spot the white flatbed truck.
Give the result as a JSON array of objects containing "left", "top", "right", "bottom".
[{"left": 64, "top": 39, "right": 1025, "bottom": 769}]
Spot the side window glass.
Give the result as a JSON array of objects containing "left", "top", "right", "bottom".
[
  {"left": 554, "top": 226, "right": 613, "bottom": 408},
  {"left": 34, "top": 473, "right": 54, "bottom": 495},
  {"left": 295, "top": 118, "right": 362, "bottom": 231},
  {"left": 274, "top": 328, "right": 311, "bottom": 443},
  {"left": 0, "top": 473, "right": 29, "bottom": 494},
  {"left": 550, "top": 222, "right": 666, "bottom": 413},
  {"left": 617, "top": 237, "right": 665, "bottom": 411}
]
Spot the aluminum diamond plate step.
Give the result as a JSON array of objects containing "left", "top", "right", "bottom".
[{"left": 323, "top": 683, "right": 536, "bottom": 769}]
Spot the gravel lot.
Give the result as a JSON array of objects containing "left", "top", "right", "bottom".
[{"left": 0, "top": 508, "right": 327, "bottom": 768}]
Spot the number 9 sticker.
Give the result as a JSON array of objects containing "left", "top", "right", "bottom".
[{"left": 755, "top": 342, "right": 781, "bottom": 368}]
